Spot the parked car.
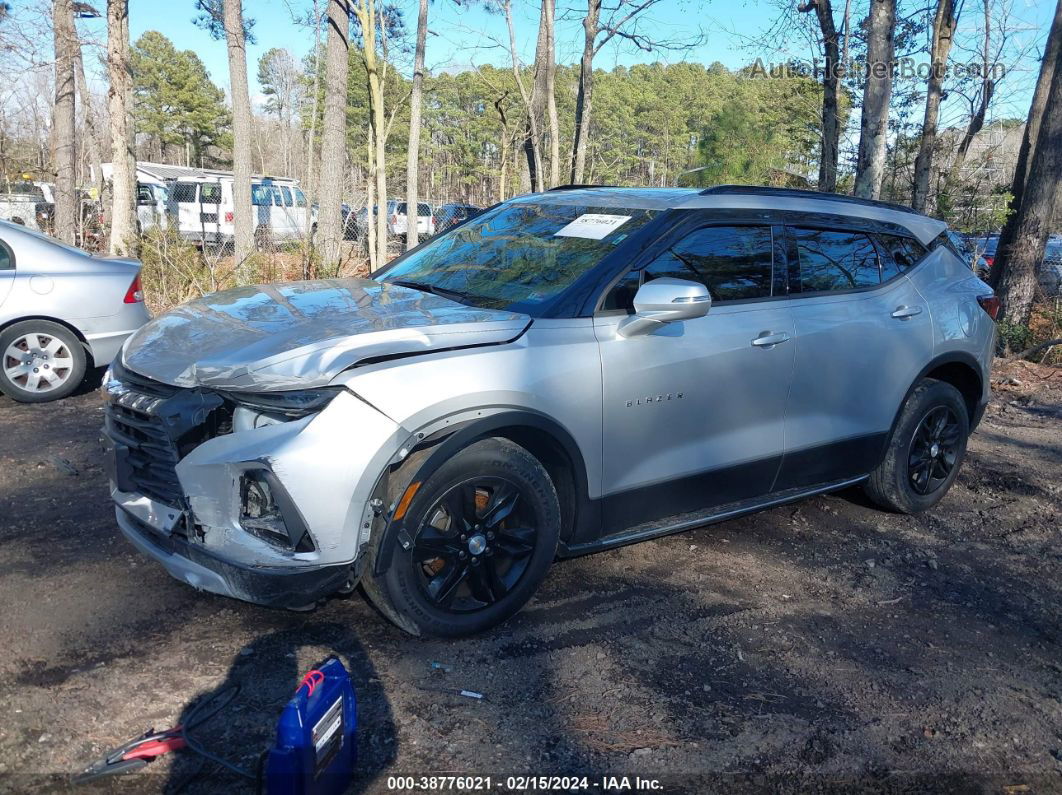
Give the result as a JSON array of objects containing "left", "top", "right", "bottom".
[
  {"left": 0, "top": 220, "right": 149, "bottom": 402},
  {"left": 1040, "top": 236, "right": 1062, "bottom": 296},
  {"left": 434, "top": 203, "right": 481, "bottom": 233},
  {"left": 167, "top": 177, "right": 314, "bottom": 248},
  {"left": 136, "top": 181, "right": 169, "bottom": 235},
  {"left": 965, "top": 232, "right": 999, "bottom": 267},
  {"left": 103, "top": 185, "right": 996, "bottom": 636},
  {"left": 390, "top": 201, "right": 435, "bottom": 239},
  {"left": 947, "top": 230, "right": 990, "bottom": 279},
  {"left": 0, "top": 183, "right": 52, "bottom": 232},
  {"left": 349, "top": 201, "right": 398, "bottom": 240}
]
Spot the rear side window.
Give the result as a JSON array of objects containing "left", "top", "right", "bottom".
[
  {"left": 642, "top": 225, "right": 774, "bottom": 302},
  {"left": 171, "top": 182, "right": 197, "bottom": 203},
  {"left": 0, "top": 240, "right": 13, "bottom": 270},
  {"left": 294, "top": 188, "right": 307, "bottom": 207},
  {"left": 395, "top": 203, "right": 407, "bottom": 214},
  {"left": 280, "top": 186, "right": 293, "bottom": 207},
  {"left": 251, "top": 184, "right": 273, "bottom": 206},
  {"left": 878, "top": 234, "right": 928, "bottom": 280},
  {"left": 200, "top": 184, "right": 221, "bottom": 205},
  {"left": 792, "top": 228, "right": 879, "bottom": 292}
]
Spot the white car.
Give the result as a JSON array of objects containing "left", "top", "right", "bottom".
[
  {"left": 389, "top": 202, "right": 435, "bottom": 239},
  {"left": 168, "top": 178, "right": 314, "bottom": 248}
]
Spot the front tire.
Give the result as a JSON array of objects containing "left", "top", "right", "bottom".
[
  {"left": 364, "top": 438, "right": 560, "bottom": 637},
  {"left": 864, "top": 378, "right": 970, "bottom": 513},
  {"left": 0, "top": 320, "right": 87, "bottom": 403}
]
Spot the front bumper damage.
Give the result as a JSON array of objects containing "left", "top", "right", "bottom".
[{"left": 101, "top": 365, "right": 406, "bottom": 609}]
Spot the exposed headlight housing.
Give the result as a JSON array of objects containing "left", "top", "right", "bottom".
[
  {"left": 227, "top": 387, "right": 344, "bottom": 431},
  {"left": 227, "top": 386, "right": 344, "bottom": 418}
]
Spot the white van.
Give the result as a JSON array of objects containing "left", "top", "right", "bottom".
[{"left": 167, "top": 177, "right": 314, "bottom": 249}]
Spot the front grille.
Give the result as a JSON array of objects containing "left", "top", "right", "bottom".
[
  {"left": 106, "top": 399, "right": 185, "bottom": 506},
  {"left": 104, "top": 364, "right": 230, "bottom": 509}
]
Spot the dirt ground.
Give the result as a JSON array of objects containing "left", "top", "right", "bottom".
[{"left": 0, "top": 361, "right": 1059, "bottom": 794}]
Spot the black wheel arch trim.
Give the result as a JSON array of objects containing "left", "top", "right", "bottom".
[
  {"left": 881, "top": 351, "right": 987, "bottom": 467},
  {"left": 370, "top": 410, "right": 594, "bottom": 576}
]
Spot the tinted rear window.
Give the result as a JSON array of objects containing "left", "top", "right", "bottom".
[
  {"left": 877, "top": 234, "right": 927, "bottom": 279},
  {"left": 200, "top": 183, "right": 221, "bottom": 205},
  {"left": 171, "top": 183, "right": 198, "bottom": 203},
  {"left": 793, "top": 228, "right": 879, "bottom": 292}
]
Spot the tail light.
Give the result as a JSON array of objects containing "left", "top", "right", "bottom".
[
  {"left": 224, "top": 211, "right": 234, "bottom": 223},
  {"left": 976, "top": 294, "right": 1000, "bottom": 320},
  {"left": 124, "top": 274, "right": 144, "bottom": 304},
  {"left": 390, "top": 214, "right": 397, "bottom": 226},
  {"left": 97, "top": 212, "right": 105, "bottom": 224},
  {"left": 984, "top": 255, "right": 995, "bottom": 267}
]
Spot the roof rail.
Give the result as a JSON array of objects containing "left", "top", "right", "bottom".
[
  {"left": 546, "top": 184, "right": 618, "bottom": 191},
  {"left": 698, "top": 184, "right": 920, "bottom": 215}
]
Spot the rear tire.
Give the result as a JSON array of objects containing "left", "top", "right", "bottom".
[
  {"left": 363, "top": 438, "right": 560, "bottom": 637},
  {"left": 0, "top": 320, "right": 87, "bottom": 403},
  {"left": 864, "top": 378, "right": 969, "bottom": 513}
]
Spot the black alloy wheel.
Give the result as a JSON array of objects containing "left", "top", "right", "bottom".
[
  {"left": 410, "top": 477, "right": 537, "bottom": 612},
  {"left": 908, "top": 405, "right": 962, "bottom": 495}
]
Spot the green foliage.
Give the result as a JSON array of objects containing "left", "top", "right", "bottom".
[
  {"left": 192, "top": 0, "right": 256, "bottom": 42},
  {"left": 695, "top": 102, "right": 783, "bottom": 185},
  {"left": 132, "top": 31, "right": 232, "bottom": 164}
]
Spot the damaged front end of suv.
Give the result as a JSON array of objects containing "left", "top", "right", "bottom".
[{"left": 101, "top": 278, "right": 531, "bottom": 609}]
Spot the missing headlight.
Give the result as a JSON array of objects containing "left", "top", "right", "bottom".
[{"left": 239, "top": 469, "right": 315, "bottom": 552}]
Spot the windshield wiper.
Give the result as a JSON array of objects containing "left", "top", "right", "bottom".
[{"left": 388, "top": 279, "right": 473, "bottom": 303}]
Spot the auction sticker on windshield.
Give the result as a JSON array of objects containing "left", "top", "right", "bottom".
[{"left": 554, "top": 214, "right": 631, "bottom": 240}]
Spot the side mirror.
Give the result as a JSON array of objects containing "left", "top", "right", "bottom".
[{"left": 618, "top": 277, "right": 711, "bottom": 338}]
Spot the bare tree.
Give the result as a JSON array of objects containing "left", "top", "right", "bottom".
[
  {"left": 853, "top": 0, "right": 897, "bottom": 199},
  {"left": 798, "top": 0, "right": 842, "bottom": 193},
  {"left": 222, "top": 0, "right": 254, "bottom": 270},
  {"left": 106, "top": 0, "right": 135, "bottom": 255},
  {"left": 541, "top": 0, "right": 560, "bottom": 187},
  {"left": 570, "top": 0, "right": 679, "bottom": 184},
  {"left": 911, "top": 0, "right": 960, "bottom": 212},
  {"left": 351, "top": 0, "right": 388, "bottom": 269},
  {"left": 405, "top": 0, "right": 428, "bottom": 251},
  {"left": 52, "top": 0, "right": 78, "bottom": 244},
  {"left": 991, "top": 0, "right": 1062, "bottom": 291},
  {"left": 318, "top": 0, "right": 351, "bottom": 272},
  {"left": 992, "top": 30, "right": 1062, "bottom": 327}
]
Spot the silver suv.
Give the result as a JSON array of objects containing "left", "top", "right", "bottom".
[{"left": 102, "top": 186, "right": 997, "bottom": 637}]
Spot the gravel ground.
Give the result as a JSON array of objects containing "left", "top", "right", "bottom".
[{"left": 0, "top": 362, "right": 1059, "bottom": 794}]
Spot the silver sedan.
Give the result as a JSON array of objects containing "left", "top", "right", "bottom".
[{"left": 0, "top": 220, "right": 150, "bottom": 402}]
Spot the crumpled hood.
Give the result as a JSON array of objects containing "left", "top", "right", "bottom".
[{"left": 121, "top": 278, "right": 531, "bottom": 389}]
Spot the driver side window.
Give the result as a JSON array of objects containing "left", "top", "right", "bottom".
[{"left": 603, "top": 225, "right": 775, "bottom": 311}]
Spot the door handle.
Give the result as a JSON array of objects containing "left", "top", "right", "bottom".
[
  {"left": 891, "top": 305, "right": 923, "bottom": 319},
  {"left": 751, "top": 332, "right": 791, "bottom": 347}
]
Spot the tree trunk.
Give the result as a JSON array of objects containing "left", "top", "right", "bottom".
[
  {"left": 570, "top": 0, "right": 600, "bottom": 184},
  {"left": 543, "top": 0, "right": 560, "bottom": 187},
  {"left": 799, "top": 0, "right": 841, "bottom": 193},
  {"left": 306, "top": 0, "right": 324, "bottom": 202},
  {"left": 503, "top": 0, "right": 542, "bottom": 191},
  {"left": 52, "top": 0, "right": 77, "bottom": 245},
  {"left": 990, "top": 0, "right": 1062, "bottom": 290},
  {"left": 75, "top": 50, "right": 105, "bottom": 217},
  {"left": 318, "top": 0, "right": 351, "bottom": 272},
  {"left": 405, "top": 0, "right": 428, "bottom": 251},
  {"left": 354, "top": 0, "right": 388, "bottom": 269},
  {"left": 911, "top": 0, "right": 959, "bottom": 212},
  {"left": 854, "top": 0, "right": 896, "bottom": 199},
  {"left": 223, "top": 0, "right": 254, "bottom": 273},
  {"left": 993, "top": 40, "right": 1062, "bottom": 327},
  {"left": 524, "top": 0, "right": 551, "bottom": 191},
  {"left": 107, "top": 0, "right": 135, "bottom": 255}
]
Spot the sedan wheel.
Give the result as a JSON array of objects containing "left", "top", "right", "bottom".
[{"left": 0, "top": 321, "right": 87, "bottom": 403}]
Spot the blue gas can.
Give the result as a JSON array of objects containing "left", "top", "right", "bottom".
[{"left": 265, "top": 657, "right": 357, "bottom": 795}]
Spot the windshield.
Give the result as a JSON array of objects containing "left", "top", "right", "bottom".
[{"left": 377, "top": 201, "right": 658, "bottom": 313}]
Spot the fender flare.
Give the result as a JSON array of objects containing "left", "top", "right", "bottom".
[
  {"left": 883, "top": 350, "right": 987, "bottom": 460},
  {"left": 370, "top": 409, "right": 592, "bottom": 576}
]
